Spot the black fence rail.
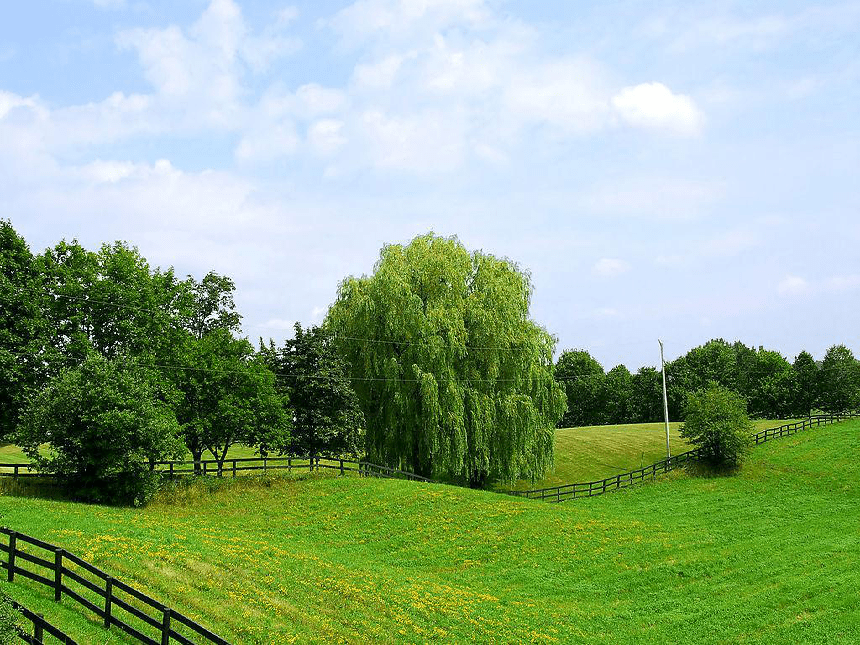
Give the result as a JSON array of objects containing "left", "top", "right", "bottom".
[
  {"left": 751, "top": 413, "right": 856, "bottom": 445},
  {"left": 0, "top": 463, "right": 41, "bottom": 478},
  {"left": 507, "top": 413, "right": 859, "bottom": 503},
  {"left": 507, "top": 448, "right": 703, "bottom": 502},
  {"left": 9, "top": 599, "right": 77, "bottom": 645},
  {"left": 0, "top": 455, "right": 433, "bottom": 484},
  {"left": 149, "top": 455, "right": 434, "bottom": 482},
  {"left": 0, "top": 528, "right": 229, "bottom": 645}
]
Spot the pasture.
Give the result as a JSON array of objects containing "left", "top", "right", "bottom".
[
  {"left": 1, "top": 419, "right": 857, "bottom": 643},
  {"left": 503, "top": 418, "right": 794, "bottom": 491}
]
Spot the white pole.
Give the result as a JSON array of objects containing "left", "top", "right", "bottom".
[{"left": 659, "top": 339, "right": 671, "bottom": 461}]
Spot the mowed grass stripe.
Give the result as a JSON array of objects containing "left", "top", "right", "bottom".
[{"left": 1, "top": 419, "right": 857, "bottom": 644}]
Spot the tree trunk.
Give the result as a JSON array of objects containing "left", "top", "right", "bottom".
[{"left": 191, "top": 448, "right": 203, "bottom": 476}]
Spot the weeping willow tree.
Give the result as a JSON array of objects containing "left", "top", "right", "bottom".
[{"left": 326, "top": 234, "right": 566, "bottom": 487}]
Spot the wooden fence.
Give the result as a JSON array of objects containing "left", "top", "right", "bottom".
[
  {"left": 149, "top": 455, "right": 434, "bottom": 483},
  {"left": 0, "top": 455, "right": 433, "bottom": 484},
  {"left": 0, "top": 528, "right": 229, "bottom": 645},
  {"left": 506, "top": 413, "right": 859, "bottom": 503},
  {"left": 8, "top": 599, "right": 77, "bottom": 644}
]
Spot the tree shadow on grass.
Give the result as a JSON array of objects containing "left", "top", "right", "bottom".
[
  {"left": 0, "top": 476, "right": 69, "bottom": 502},
  {"left": 685, "top": 460, "right": 743, "bottom": 479}
]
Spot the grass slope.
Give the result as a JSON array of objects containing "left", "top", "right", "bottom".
[
  {"left": 505, "top": 419, "right": 794, "bottom": 490},
  {"left": 0, "top": 419, "right": 856, "bottom": 644}
]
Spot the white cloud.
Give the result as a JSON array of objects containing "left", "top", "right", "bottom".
[
  {"left": 308, "top": 120, "right": 347, "bottom": 156},
  {"left": 778, "top": 275, "right": 809, "bottom": 295},
  {"left": 115, "top": 0, "right": 299, "bottom": 128},
  {"left": 593, "top": 258, "right": 629, "bottom": 277},
  {"left": 358, "top": 108, "right": 466, "bottom": 173},
  {"left": 295, "top": 84, "right": 346, "bottom": 116},
  {"left": 91, "top": 0, "right": 126, "bottom": 8},
  {"left": 612, "top": 82, "right": 703, "bottom": 135},
  {"left": 352, "top": 55, "right": 406, "bottom": 89},
  {"left": 582, "top": 178, "right": 720, "bottom": 220},
  {"left": 825, "top": 274, "right": 860, "bottom": 292},
  {"left": 503, "top": 59, "right": 612, "bottom": 135},
  {"left": 330, "top": 0, "right": 489, "bottom": 45},
  {"left": 235, "top": 123, "right": 299, "bottom": 164}
]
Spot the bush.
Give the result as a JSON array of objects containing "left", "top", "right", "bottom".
[
  {"left": 680, "top": 384, "right": 753, "bottom": 468},
  {"left": 15, "top": 354, "right": 184, "bottom": 505}
]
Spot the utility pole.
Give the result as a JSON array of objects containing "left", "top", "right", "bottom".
[{"left": 659, "top": 339, "right": 671, "bottom": 462}]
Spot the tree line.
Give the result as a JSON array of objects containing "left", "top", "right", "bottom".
[
  {"left": 0, "top": 220, "right": 362, "bottom": 504},
  {"left": 3, "top": 221, "right": 858, "bottom": 502},
  {"left": 555, "top": 339, "right": 860, "bottom": 428}
]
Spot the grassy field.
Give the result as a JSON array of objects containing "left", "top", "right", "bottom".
[
  {"left": 1, "top": 418, "right": 857, "bottom": 644},
  {"left": 503, "top": 419, "right": 795, "bottom": 491}
]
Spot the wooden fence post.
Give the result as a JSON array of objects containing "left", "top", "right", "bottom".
[
  {"left": 161, "top": 607, "right": 172, "bottom": 645},
  {"left": 7, "top": 531, "right": 15, "bottom": 582},
  {"left": 34, "top": 614, "right": 44, "bottom": 644},
  {"left": 54, "top": 549, "right": 63, "bottom": 602},
  {"left": 104, "top": 577, "right": 113, "bottom": 628},
  {"left": 340, "top": 459, "right": 344, "bottom": 476},
  {"left": 232, "top": 460, "right": 237, "bottom": 478}
]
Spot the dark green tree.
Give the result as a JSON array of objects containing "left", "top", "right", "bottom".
[
  {"left": 555, "top": 350, "right": 606, "bottom": 427},
  {"left": 819, "top": 344, "right": 860, "bottom": 413},
  {"left": 173, "top": 329, "right": 290, "bottom": 473},
  {"left": 603, "top": 364, "right": 633, "bottom": 424},
  {"left": 746, "top": 348, "right": 793, "bottom": 418},
  {"left": 182, "top": 271, "right": 242, "bottom": 340},
  {"left": 0, "top": 220, "right": 50, "bottom": 437},
  {"left": 15, "top": 353, "right": 184, "bottom": 505},
  {"left": 36, "top": 240, "right": 187, "bottom": 366},
  {"left": 680, "top": 383, "right": 753, "bottom": 468},
  {"left": 791, "top": 350, "right": 819, "bottom": 416},
  {"left": 327, "top": 234, "right": 566, "bottom": 486},
  {"left": 261, "top": 324, "right": 364, "bottom": 459},
  {"left": 630, "top": 366, "right": 664, "bottom": 423}
]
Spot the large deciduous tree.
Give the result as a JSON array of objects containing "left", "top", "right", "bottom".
[
  {"left": 173, "top": 329, "right": 290, "bottom": 473},
  {"left": 791, "top": 350, "right": 819, "bottom": 416},
  {"left": 555, "top": 350, "right": 606, "bottom": 427},
  {"left": 0, "top": 220, "right": 50, "bottom": 437},
  {"left": 260, "top": 323, "right": 364, "bottom": 459},
  {"left": 326, "top": 234, "right": 566, "bottom": 487},
  {"left": 36, "top": 240, "right": 187, "bottom": 368},
  {"left": 818, "top": 344, "right": 860, "bottom": 413}
]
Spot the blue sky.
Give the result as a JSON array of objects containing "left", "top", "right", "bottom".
[{"left": 2, "top": 0, "right": 858, "bottom": 370}]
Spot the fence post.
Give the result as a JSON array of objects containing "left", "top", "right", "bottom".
[
  {"left": 161, "top": 607, "right": 172, "bottom": 645},
  {"left": 232, "top": 460, "right": 237, "bottom": 478},
  {"left": 340, "top": 459, "right": 344, "bottom": 476},
  {"left": 7, "top": 531, "right": 15, "bottom": 582},
  {"left": 264, "top": 457, "right": 268, "bottom": 474},
  {"left": 34, "top": 614, "right": 44, "bottom": 644},
  {"left": 104, "top": 577, "right": 113, "bottom": 628},
  {"left": 54, "top": 549, "right": 63, "bottom": 602},
  {"left": 288, "top": 457, "right": 292, "bottom": 473}
]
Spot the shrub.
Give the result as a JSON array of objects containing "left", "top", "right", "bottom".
[
  {"left": 16, "top": 353, "right": 184, "bottom": 505},
  {"left": 681, "top": 384, "right": 753, "bottom": 468}
]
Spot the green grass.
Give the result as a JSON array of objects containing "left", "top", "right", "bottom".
[
  {"left": 0, "top": 419, "right": 857, "bottom": 644},
  {"left": 503, "top": 418, "right": 795, "bottom": 491}
]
